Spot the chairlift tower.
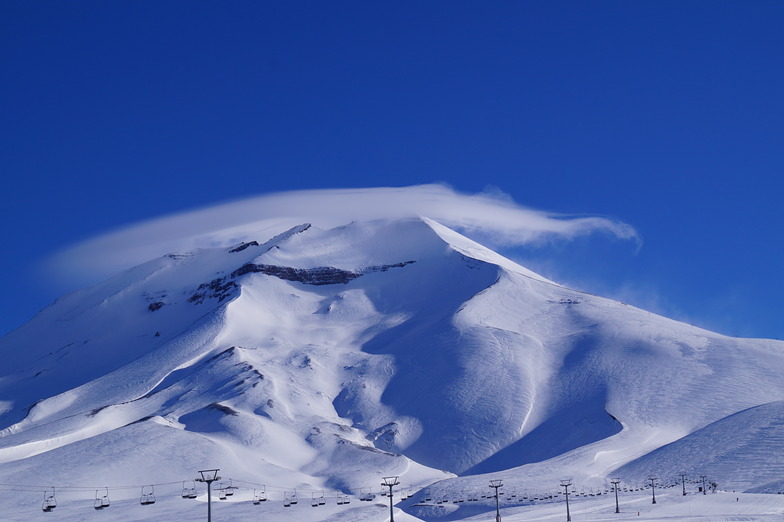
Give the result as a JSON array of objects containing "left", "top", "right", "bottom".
[
  {"left": 611, "top": 478, "right": 621, "bottom": 513},
  {"left": 382, "top": 476, "right": 400, "bottom": 522},
  {"left": 560, "top": 480, "right": 572, "bottom": 522},
  {"left": 489, "top": 480, "right": 503, "bottom": 522},
  {"left": 648, "top": 476, "right": 657, "bottom": 504},
  {"left": 700, "top": 475, "right": 707, "bottom": 495},
  {"left": 195, "top": 469, "right": 220, "bottom": 522},
  {"left": 680, "top": 473, "right": 687, "bottom": 496}
]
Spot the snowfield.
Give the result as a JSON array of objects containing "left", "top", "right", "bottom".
[{"left": 1, "top": 217, "right": 782, "bottom": 520}]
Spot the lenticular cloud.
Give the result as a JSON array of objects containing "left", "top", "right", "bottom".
[{"left": 49, "top": 184, "right": 638, "bottom": 285}]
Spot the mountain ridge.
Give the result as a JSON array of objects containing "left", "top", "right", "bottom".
[{"left": 1, "top": 216, "right": 783, "bottom": 520}]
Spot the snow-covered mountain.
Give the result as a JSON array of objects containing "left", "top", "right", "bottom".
[{"left": 1, "top": 217, "right": 783, "bottom": 521}]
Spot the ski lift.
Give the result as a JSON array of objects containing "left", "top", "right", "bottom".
[
  {"left": 359, "top": 487, "right": 375, "bottom": 502},
  {"left": 252, "top": 487, "right": 267, "bottom": 504},
  {"left": 41, "top": 487, "right": 56, "bottom": 512},
  {"left": 336, "top": 493, "right": 350, "bottom": 505},
  {"left": 94, "top": 488, "right": 110, "bottom": 510},
  {"left": 285, "top": 490, "right": 298, "bottom": 505},
  {"left": 140, "top": 485, "right": 156, "bottom": 505},
  {"left": 310, "top": 491, "right": 327, "bottom": 507},
  {"left": 182, "top": 480, "right": 197, "bottom": 499},
  {"left": 311, "top": 491, "right": 325, "bottom": 507},
  {"left": 224, "top": 479, "right": 235, "bottom": 496},
  {"left": 218, "top": 484, "right": 227, "bottom": 501}
]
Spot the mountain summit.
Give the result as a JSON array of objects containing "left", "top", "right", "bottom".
[{"left": 1, "top": 217, "right": 783, "bottom": 519}]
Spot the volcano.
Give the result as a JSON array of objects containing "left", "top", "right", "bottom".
[{"left": 1, "top": 217, "right": 783, "bottom": 520}]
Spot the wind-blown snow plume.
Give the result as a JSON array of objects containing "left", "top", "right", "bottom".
[{"left": 49, "top": 184, "right": 638, "bottom": 286}]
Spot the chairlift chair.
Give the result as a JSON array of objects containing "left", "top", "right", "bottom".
[
  {"left": 310, "top": 491, "right": 325, "bottom": 507},
  {"left": 140, "top": 485, "right": 156, "bottom": 505},
  {"left": 182, "top": 481, "right": 193, "bottom": 499},
  {"left": 94, "top": 488, "right": 110, "bottom": 510},
  {"left": 42, "top": 488, "right": 56, "bottom": 512},
  {"left": 253, "top": 487, "right": 267, "bottom": 504},
  {"left": 285, "top": 490, "right": 298, "bottom": 505},
  {"left": 359, "top": 487, "right": 375, "bottom": 502}
]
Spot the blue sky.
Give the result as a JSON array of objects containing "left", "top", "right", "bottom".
[{"left": 2, "top": 1, "right": 783, "bottom": 339}]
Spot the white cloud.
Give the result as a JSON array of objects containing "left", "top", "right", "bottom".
[{"left": 48, "top": 184, "right": 639, "bottom": 285}]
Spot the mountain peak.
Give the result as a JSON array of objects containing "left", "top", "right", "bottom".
[{"left": 1, "top": 216, "right": 784, "bottom": 520}]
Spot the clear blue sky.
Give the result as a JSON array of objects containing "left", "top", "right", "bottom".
[{"left": 2, "top": 1, "right": 783, "bottom": 339}]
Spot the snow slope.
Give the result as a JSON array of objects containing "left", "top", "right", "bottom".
[{"left": 1, "top": 217, "right": 783, "bottom": 521}]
